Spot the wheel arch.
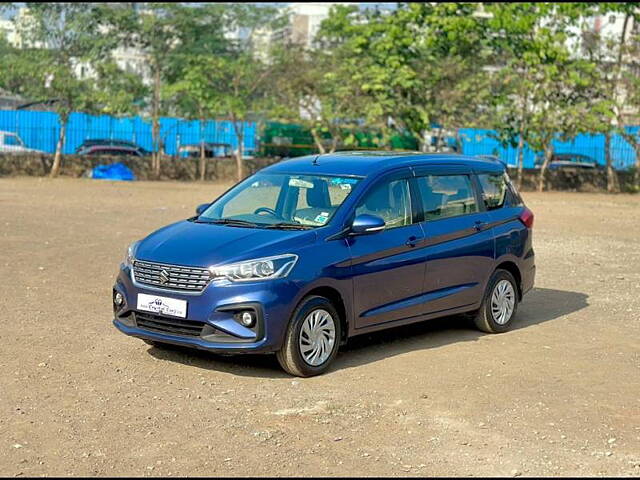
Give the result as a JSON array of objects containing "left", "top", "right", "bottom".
[
  {"left": 495, "top": 260, "right": 522, "bottom": 300},
  {"left": 300, "top": 285, "right": 349, "bottom": 344}
]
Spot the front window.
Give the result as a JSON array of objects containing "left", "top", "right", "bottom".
[
  {"left": 198, "top": 173, "right": 361, "bottom": 229},
  {"left": 355, "top": 178, "right": 412, "bottom": 229}
]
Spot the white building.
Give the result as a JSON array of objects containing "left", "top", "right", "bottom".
[{"left": 277, "top": 2, "right": 360, "bottom": 49}]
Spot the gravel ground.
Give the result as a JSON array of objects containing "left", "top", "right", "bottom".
[{"left": 0, "top": 177, "right": 639, "bottom": 477}]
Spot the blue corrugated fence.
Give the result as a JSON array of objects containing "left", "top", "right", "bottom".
[
  {"left": 0, "top": 109, "right": 637, "bottom": 169},
  {"left": 0, "top": 110, "right": 257, "bottom": 156}
]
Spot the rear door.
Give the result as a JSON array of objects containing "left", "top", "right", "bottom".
[
  {"left": 412, "top": 165, "right": 495, "bottom": 314},
  {"left": 348, "top": 168, "right": 427, "bottom": 329}
]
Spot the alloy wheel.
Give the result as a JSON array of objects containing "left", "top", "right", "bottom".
[{"left": 299, "top": 309, "right": 336, "bottom": 366}]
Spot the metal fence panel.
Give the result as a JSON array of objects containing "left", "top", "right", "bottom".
[{"left": 0, "top": 110, "right": 257, "bottom": 156}]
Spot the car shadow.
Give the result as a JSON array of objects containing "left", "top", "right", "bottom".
[
  {"left": 334, "top": 287, "right": 588, "bottom": 371},
  {"left": 146, "top": 287, "right": 588, "bottom": 378}
]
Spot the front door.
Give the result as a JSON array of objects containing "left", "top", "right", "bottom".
[{"left": 348, "top": 172, "right": 427, "bottom": 329}]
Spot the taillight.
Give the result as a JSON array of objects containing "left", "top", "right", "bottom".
[{"left": 519, "top": 207, "right": 534, "bottom": 229}]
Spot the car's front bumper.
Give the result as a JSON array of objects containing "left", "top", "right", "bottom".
[
  {"left": 112, "top": 318, "right": 273, "bottom": 353},
  {"left": 112, "top": 264, "right": 301, "bottom": 354}
]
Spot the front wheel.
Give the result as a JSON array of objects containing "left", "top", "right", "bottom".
[
  {"left": 276, "top": 296, "right": 341, "bottom": 377},
  {"left": 473, "top": 269, "right": 519, "bottom": 333}
]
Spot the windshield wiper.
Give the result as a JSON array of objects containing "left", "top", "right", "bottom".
[
  {"left": 197, "top": 218, "right": 259, "bottom": 228},
  {"left": 264, "top": 222, "right": 314, "bottom": 230}
]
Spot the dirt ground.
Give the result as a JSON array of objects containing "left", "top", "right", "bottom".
[{"left": 0, "top": 177, "right": 639, "bottom": 477}]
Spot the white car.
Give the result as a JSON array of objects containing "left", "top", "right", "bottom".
[{"left": 0, "top": 131, "right": 44, "bottom": 154}]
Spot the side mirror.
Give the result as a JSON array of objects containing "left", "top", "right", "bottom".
[
  {"left": 195, "top": 203, "right": 210, "bottom": 215},
  {"left": 351, "top": 214, "right": 385, "bottom": 235}
]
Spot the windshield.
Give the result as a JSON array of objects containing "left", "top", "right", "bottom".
[{"left": 198, "top": 173, "right": 361, "bottom": 229}]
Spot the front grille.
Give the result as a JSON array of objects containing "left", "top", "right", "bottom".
[
  {"left": 135, "top": 312, "right": 205, "bottom": 337},
  {"left": 133, "top": 260, "right": 211, "bottom": 292}
]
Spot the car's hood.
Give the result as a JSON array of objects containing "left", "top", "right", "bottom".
[{"left": 135, "top": 220, "right": 317, "bottom": 267}]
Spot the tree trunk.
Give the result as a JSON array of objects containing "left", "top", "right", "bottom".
[
  {"left": 516, "top": 85, "right": 528, "bottom": 191},
  {"left": 231, "top": 117, "right": 244, "bottom": 182},
  {"left": 328, "top": 127, "right": 340, "bottom": 153},
  {"left": 516, "top": 131, "right": 525, "bottom": 191},
  {"left": 434, "top": 127, "right": 443, "bottom": 152},
  {"left": 605, "top": 14, "right": 630, "bottom": 193},
  {"left": 199, "top": 116, "right": 206, "bottom": 182},
  {"left": 419, "top": 130, "right": 430, "bottom": 152},
  {"left": 537, "top": 143, "right": 553, "bottom": 192},
  {"left": 310, "top": 127, "right": 326, "bottom": 154},
  {"left": 453, "top": 128, "right": 462, "bottom": 153},
  {"left": 50, "top": 115, "right": 67, "bottom": 178},
  {"left": 634, "top": 142, "right": 640, "bottom": 189},
  {"left": 151, "top": 66, "right": 161, "bottom": 178},
  {"left": 619, "top": 131, "right": 640, "bottom": 189},
  {"left": 605, "top": 131, "right": 619, "bottom": 193}
]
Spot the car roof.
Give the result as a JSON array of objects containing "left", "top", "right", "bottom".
[
  {"left": 88, "top": 145, "right": 137, "bottom": 151},
  {"left": 262, "top": 151, "right": 505, "bottom": 177},
  {"left": 553, "top": 153, "right": 593, "bottom": 159}
]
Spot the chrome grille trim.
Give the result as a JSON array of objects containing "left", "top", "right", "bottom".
[{"left": 133, "top": 260, "right": 211, "bottom": 292}]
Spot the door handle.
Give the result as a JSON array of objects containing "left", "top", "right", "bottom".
[
  {"left": 405, "top": 236, "right": 422, "bottom": 247},
  {"left": 474, "top": 220, "right": 488, "bottom": 231}
]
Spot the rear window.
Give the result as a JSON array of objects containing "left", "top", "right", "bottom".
[
  {"left": 416, "top": 174, "right": 478, "bottom": 220},
  {"left": 478, "top": 173, "right": 507, "bottom": 210},
  {"left": 478, "top": 172, "right": 522, "bottom": 209}
]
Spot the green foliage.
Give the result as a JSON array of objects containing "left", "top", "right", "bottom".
[
  {"left": 0, "top": 1, "right": 639, "bottom": 186},
  {"left": 314, "top": 3, "right": 493, "bottom": 150},
  {"left": 0, "top": 3, "right": 144, "bottom": 118}
]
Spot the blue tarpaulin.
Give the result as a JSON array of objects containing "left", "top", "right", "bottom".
[{"left": 91, "top": 162, "right": 135, "bottom": 181}]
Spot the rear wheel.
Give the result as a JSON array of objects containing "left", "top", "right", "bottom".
[
  {"left": 276, "top": 296, "right": 341, "bottom": 377},
  {"left": 473, "top": 269, "right": 518, "bottom": 333}
]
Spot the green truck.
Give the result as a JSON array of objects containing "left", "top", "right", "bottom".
[{"left": 259, "top": 122, "right": 419, "bottom": 158}]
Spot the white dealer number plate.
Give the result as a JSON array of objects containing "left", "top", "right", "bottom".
[{"left": 137, "top": 293, "right": 187, "bottom": 318}]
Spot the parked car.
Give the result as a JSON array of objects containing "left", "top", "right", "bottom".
[
  {"left": 178, "top": 142, "right": 233, "bottom": 158},
  {"left": 534, "top": 153, "right": 601, "bottom": 170},
  {"left": 80, "top": 145, "right": 143, "bottom": 157},
  {"left": 0, "top": 130, "right": 44, "bottom": 154},
  {"left": 76, "top": 139, "right": 149, "bottom": 156},
  {"left": 113, "top": 151, "right": 535, "bottom": 376},
  {"left": 475, "top": 154, "right": 508, "bottom": 167}
]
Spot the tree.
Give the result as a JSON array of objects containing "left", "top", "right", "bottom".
[
  {"left": 106, "top": 3, "right": 234, "bottom": 177},
  {"left": 485, "top": 3, "right": 607, "bottom": 191},
  {"left": 0, "top": 3, "right": 118, "bottom": 177},
  {"left": 161, "top": 4, "right": 283, "bottom": 181},
  {"left": 268, "top": 43, "right": 365, "bottom": 154},
  {"left": 316, "top": 3, "right": 491, "bottom": 152},
  {"left": 164, "top": 56, "right": 223, "bottom": 181},
  {"left": 584, "top": 4, "right": 640, "bottom": 190},
  {"left": 527, "top": 58, "right": 603, "bottom": 191}
]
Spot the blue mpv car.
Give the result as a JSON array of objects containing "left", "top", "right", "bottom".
[{"left": 113, "top": 152, "right": 535, "bottom": 377}]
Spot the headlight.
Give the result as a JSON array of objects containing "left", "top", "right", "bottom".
[
  {"left": 124, "top": 241, "right": 139, "bottom": 267},
  {"left": 209, "top": 254, "right": 298, "bottom": 282}
]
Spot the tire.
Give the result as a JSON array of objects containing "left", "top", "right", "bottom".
[
  {"left": 276, "top": 296, "right": 342, "bottom": 377},
  {"left": 473, "top": 269, "right": 519, "bottom": 334}
]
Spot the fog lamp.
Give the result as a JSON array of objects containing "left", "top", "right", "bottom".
[
  {"left": 239, "top": 311, "right": 255, "bottom": 327},
  {"left": 114, "top": 292, "right": 124, "bottom": 306}
]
